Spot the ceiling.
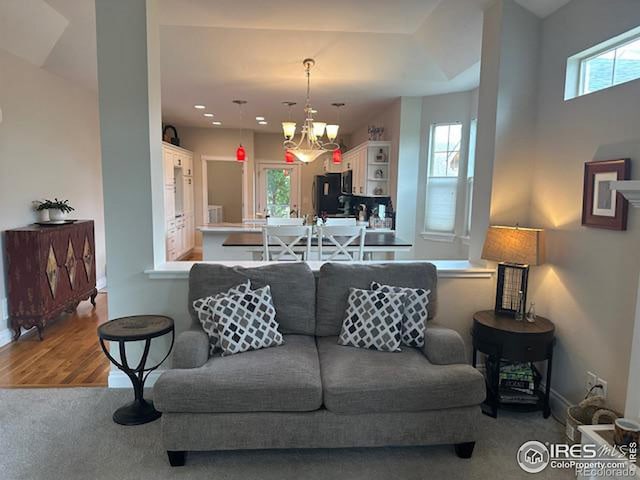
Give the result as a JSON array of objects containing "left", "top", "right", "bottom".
[{"left": 1, "top": 0, "right": 572, "bottom": 134}]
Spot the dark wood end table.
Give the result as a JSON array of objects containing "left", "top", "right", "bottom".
[
  {"left": 472, "top": 310, "right": 555, "bottom": 419},
  {"left": 98, "top": 315, "right": 174, "bottom": 425}
]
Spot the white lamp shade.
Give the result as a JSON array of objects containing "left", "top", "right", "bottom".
[
  {"left": 290, "top": 149, "right": 325, "bottom": 163},
  {"left": 282, "top": 122, "right": 296, "bottom": 139},
  {"left": 325, "top": 124, "right": 339, "bottom": 141},
  {"left": 312, "top": 122, "right": 326, "bottom": 138}
]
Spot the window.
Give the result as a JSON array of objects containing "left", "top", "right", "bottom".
[
  {"left": 581, "top": 36, "right": 640, "bottom": 95},
  {"left": 464, "top": 119, "right": 477, "bottom": 236},
  {"left": 566, "top": 27, "right": 640, "bottom": 99},
  {"left": 424, "top": 123, "right": 462, "bottom": 234},
  {"left": 257, "top": 164, "right": 300, "bottom": 218}
]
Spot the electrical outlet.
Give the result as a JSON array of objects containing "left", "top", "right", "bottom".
[
  {"left": 586, "top": 371, "right": 598, "bottom": 393},
  {"left": 597, "top": 377, "right": 608, "bottom": 399}
]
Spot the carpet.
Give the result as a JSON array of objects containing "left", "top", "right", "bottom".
[{"left": 0, "top": 388, "right": 572, "bottom": 480}]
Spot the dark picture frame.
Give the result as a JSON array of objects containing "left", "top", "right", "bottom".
[{"left": 582, "top": 159, "right": 631, "bottom": 230}]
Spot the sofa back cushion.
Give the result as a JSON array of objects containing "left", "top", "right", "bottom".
[
  {"left": 315, "top": 262, "right": 438, "bottom": 336},
  {"left": 189, "top": 262, "right": 316, "bottom": 335}
]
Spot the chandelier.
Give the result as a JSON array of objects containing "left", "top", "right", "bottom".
[{"left": 282, "top": 58, "right": 340, "bottom": 163}]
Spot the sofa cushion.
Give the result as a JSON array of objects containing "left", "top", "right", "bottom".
[
  {"left": 317, "top": 336, "right": 485, "bottom": 414},
  {"left": 316, "top": 263, "right": 438, "bottom": 336},
  {"left": 155, "top": 335, "right": 322, "bottom": 413},
  {"left": 188, "top": 262, "right": 316, "bottom": 335}
]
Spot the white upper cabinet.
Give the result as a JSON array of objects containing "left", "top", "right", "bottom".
[{"left": 341, "top": 141, "right": 391, "bottom": 197}]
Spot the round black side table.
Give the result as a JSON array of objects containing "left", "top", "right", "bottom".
[
  {"left": 472, "top": 310, "right": 555, "bottom": 419},
  {"left": 98, "top": 315, "right": 174, "bottom": 425}
]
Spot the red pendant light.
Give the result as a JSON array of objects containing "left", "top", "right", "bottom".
[
  {"left": 233, "top": 99, "right": 248, "bottom": 163},
  {"left": 236, "top": 144, "right": 246, "bottom": 162},
  {"left": 332, "top": 148, "right": 342, "bottom": 164},
  {"left": 285, "top": 150, "right": 295, "bottom": 164}
]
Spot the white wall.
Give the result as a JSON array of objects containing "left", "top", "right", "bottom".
[
  {"left": 528, "top": 0, "right": 640, "bottom": 413},
  {"left": 0, "top": 48, "right": 105, "bottom": 340}
]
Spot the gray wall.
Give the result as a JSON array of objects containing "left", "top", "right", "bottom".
[
  {"left": 528, "top": 0, "right": 640, "bottom": 412},
  {"left": 207, "top": 161, "right": 243, "bottom": 223}
]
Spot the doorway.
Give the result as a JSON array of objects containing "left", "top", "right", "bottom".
[
  {"left": 201, "top": 156, "right": 249, "bottom": 224},
  {"left": 257, "top": 163, "right": 301, "bottom": 218}
]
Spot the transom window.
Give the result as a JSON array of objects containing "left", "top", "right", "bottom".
[
  {"left": 581, "top": 35, "right": 640, "bottom": 95},
  {"left": 566, "top": 27, "right": 640, "bottom": 100}
]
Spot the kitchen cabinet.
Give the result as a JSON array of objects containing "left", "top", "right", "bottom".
[
  {"left": 163, "top": 142, "right": 195, "bottom": 260},
  {"left": 341, "top": 141, "right": 391, "bottom": 197}
]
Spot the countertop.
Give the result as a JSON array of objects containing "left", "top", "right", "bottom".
[
  {"left": 199, "top": 222, "right": 395, "bottom": 234},
  {"left": 223, "top": 231, "right": 411, "bottom": 248},
  {"left": 198, "top": 223, "right": 263, "bottom": 233}
]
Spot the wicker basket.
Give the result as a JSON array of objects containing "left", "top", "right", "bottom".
[{"left": 566, "top": 395, "right": 620, "bottom": 444}]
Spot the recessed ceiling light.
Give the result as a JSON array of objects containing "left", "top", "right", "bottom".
[
  {"left": 194, "top": 105, "right": 206, "bottom": 109},
  {"left": 256, "top": 116, "right": 265, "bottom": 121},
  {"left": 203, "top": 113, "right": 214, "bottom": 117},
  {"left": 258, "top": 121, "right": 268, "bottom": 125},
  {"left": 212, "top": 121, "right": 222, "bottom": 126},
  {"left": 310, "top": 109, "right": 318, "bottom": 114}
]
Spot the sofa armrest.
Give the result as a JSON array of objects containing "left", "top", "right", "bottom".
[
  {"left": 423, "top": 324, "right": 467, "bottom": 365},
  {"left": 172, "top": 328, "right": 209, "bottom": 369}
]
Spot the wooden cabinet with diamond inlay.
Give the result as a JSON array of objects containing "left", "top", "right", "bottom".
[{"left": 5, "top": 220, "right": 98, "bottom": 340}]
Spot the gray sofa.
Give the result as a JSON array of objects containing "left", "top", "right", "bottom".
[{"left": 154, "top": 262, "right": 486, "bottom": 466}]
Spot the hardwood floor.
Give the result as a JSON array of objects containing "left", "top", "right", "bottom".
[
  {"left": 183, "top": 250, "right": 202, "bottom": 261},
  {"left": 0, "top": 293, "right": 110, "bottom": 388}
]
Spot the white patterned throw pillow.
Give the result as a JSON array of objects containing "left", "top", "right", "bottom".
[
  {"left": 193, "top": 280, "right": 251, "bottom": 355},
  {"left": 371, "top": 282, "right": 430, "bottom": 347},
  {"left": 338, "top": 288, "right": 406, "bottom": 352},
  {"left": 209, "top": 285, "right": 284, "bottom": 356}
]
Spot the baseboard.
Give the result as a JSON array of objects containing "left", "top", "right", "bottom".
[
  {"left": 548, "top": 386, "right": 572, "bottom": 423},
  {"left": 0, "top": 298, "right": 10, "bottom": 348},
  {"left": 108, "top": 369, "right": 163, "bottom": 388},
  {"left": 97, "top": 276, "right": 107, "bottom": 291},
  {"left": 0, "top": 327, "right": 12, "bottom": 348}
]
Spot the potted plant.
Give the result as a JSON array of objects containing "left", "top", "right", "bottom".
[{"left": 35, "top": 198, "right": 75, "bottom": 222}]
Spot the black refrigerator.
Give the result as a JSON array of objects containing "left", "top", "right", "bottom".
[{"left": 313, "top": 173, "right": 342, "bottom": 216}]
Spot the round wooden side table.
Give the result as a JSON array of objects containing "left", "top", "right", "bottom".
[
  {"left": 98, "top": 315, "right": 174, "bottom": 425},
  {"left": 472, "top": 310, "right": 555, "bottom": 419}
]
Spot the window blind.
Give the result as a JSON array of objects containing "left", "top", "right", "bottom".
[{"left": 425, "top": 177, "right": 458, "bottom": 233}]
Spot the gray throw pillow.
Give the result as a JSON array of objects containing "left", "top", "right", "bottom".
[
  {"left": 371, "top": 281, "right": 430, "bottom": 347},
  {"left": 193, "top": 280, "right": 251, "bottom": 355},
  {"left": 338, "top": 288, "right": 406, "bottom": 352},
  {"left": 210, "top": 285, "right": 285, "bottom": 356}
]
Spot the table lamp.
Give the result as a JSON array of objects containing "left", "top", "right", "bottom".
[{"left": 481, "top": 225, "right": 545, "bottom": 319}]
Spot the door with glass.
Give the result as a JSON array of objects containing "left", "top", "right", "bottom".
[{"left": 257, "top": 164, "right": 300, "bottom": 219}]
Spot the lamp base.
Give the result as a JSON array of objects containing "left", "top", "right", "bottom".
[{"left": 494, "top": 263, "right": 529, "bottom": 317}]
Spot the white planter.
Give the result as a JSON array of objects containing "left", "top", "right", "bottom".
[
  {"left": 48, "top": 209, "right": 67, "bottom": 221},
  {"left": 36, "top": 209, "right": 50, "bottom": 222}
]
